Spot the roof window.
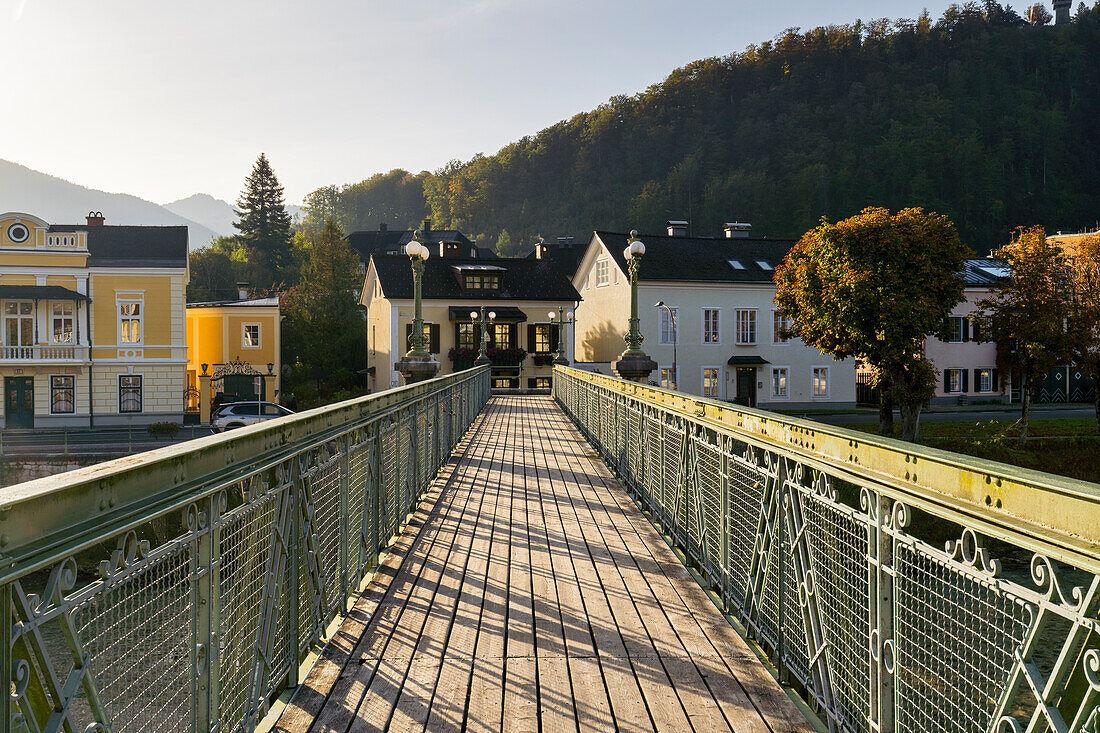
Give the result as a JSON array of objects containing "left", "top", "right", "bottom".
[
  {"left": 755, "top": 260, "right": 773, "bottom": 270},
  {"left": 728, "top": 260, "right": 745, "bottom": 270}
]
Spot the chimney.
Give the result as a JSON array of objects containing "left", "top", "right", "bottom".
[
  {"left": 379, "top": 222, "right": 387, "bottom": 232},
  {"left": 86, "top": 211, "right": 104, "bottom": 226},
  {"left": 556, "top": 236, "right": 574, "bottom": 249},
  {"left": 535, "top": 237, "right": 550, "bottom": 259},
  {"left": 666, "top": 220, "right": 689, "bottom": 237},
  {"left": 421, "top": 217, "right": 432, "bottom": 234},
  {"left": 236, "top": 282, "right": 249, "bottom": 300},
  {"left": 1054, "top": 0, "right": 1070, "bottom": 23},
  {"left": 440, "top": 241, "right": 463, "bottom": 259},
  {"left": 724, "top": 222, "right": 752, "bottom": 239}
]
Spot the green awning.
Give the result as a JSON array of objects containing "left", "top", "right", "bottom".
[
  {"left": 0, "top": 285, "right": 90, "bottom": 301},
  {"left": 727, "top": 355, "right": 770, "bottom": 366},
  {"left": 448, "top": 306, "right": 528, "bottom": 323}
]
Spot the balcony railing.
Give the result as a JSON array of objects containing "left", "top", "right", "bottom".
[
  {"left": 553, "top": 365, "right": 1100, "bottom": 733},
  {"left": 0, "top": 366, "right": 489, "bottom": 733},
  {"left": 0, "top": 344, "right": 88, "bottom": 361}
]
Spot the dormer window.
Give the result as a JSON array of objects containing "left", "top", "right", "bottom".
[{"left": 464, "top": 273, "right": 500, "bottom": 290}]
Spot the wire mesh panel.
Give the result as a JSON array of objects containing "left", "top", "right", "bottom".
[
  {"left": 3, "top": 366, "right": 489, "bottom": 733},
  {"left": 552, "top": 366, "right": 1100, "bottom": 733}
]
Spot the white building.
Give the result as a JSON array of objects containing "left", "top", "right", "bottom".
[{"left": 571, "top": 223, "right": 856, "bottom": 409}]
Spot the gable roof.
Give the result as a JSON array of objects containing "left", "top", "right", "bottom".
[
  {"left": 347, "top": 227, "right": 478, "bottom": 262},
  {"left": 370, "top": 255, "right": 580, "bottom": 302},
  {"left": 525, "top": 242, "right": 587, "bottom": 277},
  {"left": 49, "top": 224, "right": 188, "bottom": 267},
  {"left": 592, "top": 231, "right": 796, "bottom": 284}
]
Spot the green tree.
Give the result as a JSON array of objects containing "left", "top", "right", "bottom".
[
  {"left": 775, "top": 207, "right": 969, "bottom": 441},
  {"left": 1063, "top": 235, "right": 1100, "bottom": 431},
  {"left": 234, "top": 153, "right": 293, "bottom": 286},
  {"left": 1028, "top": 3, "right": 1053, "bottom": 24},
  {"left": 280, "top": 221, "right": 365, "bottom": 401},
  {"left": 978, "top": 226, "right": 1072, "bottom": 436},
  {"left": 186, "top": 236, "right": 251, "bottom": 302}
]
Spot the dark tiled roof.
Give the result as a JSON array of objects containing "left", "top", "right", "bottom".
[
  {"left": 371, "top": 255, "right": 581, "bottom": 302},
  {"left": 594, "top": 231, "right": 796, "bottom": 283},
  {"left": 347, "top": 228, "right": 476, "bottom": 261},
  {"left": 49, "top": 224, "right": 188, "bottom": 267},
  {"left": 525, "top": 244, "right": 587, "bottom": 277}
]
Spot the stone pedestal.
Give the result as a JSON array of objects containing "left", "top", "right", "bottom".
[
  {"left": 612, "top": 353, "right": 657, "bottom": 383},
  {"left": 394, "top": 355, "right": 440, "bottom": 385},
  {"left": 199, "top": 374, "right": 212, "bottom": 424}
]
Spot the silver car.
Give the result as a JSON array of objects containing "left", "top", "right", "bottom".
[{"left": 212, "top": 401, "right": 295, "bottom": 431}]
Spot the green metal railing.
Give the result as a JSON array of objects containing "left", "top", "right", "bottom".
[
  {"left": 554, "top": 365, "right": 1100, "bottom": 733},
  {"left": 0, "top": 366, "right": 489, "bottom": 733}
]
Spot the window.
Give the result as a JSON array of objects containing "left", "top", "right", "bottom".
[
  {"left": 3, "top": 301, "right": 33, "bottom": 347},
  {"left": 728, "top": 260, "right": 745, "bottom": 270},
  {"left": 735, "top": 309, "right": 757, "bottom": 345},
  {"left": 52, "top": 302, "right": 74, "bottom": 343},
  {"left": 119, "top": 375, "right": 142, "bottom": 413},
  {"left": 812, "top": 367, "right": 830, "bottom": 398},
  {"left": 119, "top": 301, "right": 142, "bottom": 344},
  {"left": 51, "top": 376, "right": 74, "bottom": 413},
  {"left": 660, "top": 367, "right": 677, "bottom": 390},
  {"left": 464, "top": 273, "right": 500, "bottom": 290},
  {"left": 457, "top": 322, "right": 479, "bottom": 349},
  {"left": 596, "top": 259, "right": 609, "bottom": 286},
  {"left": 702, "top": 367, "right": 720, "bottom": 398},
  {"left": 755, "top": 260, "right": 773, "bottom": 271},
  {"left": 771, "top": 367, "right": 789, "bottom": 398},
  {"left": 528, "top": 376, "right": 552, "bottom": 389},
  {"left": 944, "top": 316, "right": 966, "bottom": 343},
  {"left": 659, "top": 307, "right": 678, "bottom": 344},
  {"left": 242, "top": 323, "right": 260, "bottom": 348},
  {"left": 969, "top": 316, "right": 983, "bottom": 342},
  {"left": 490, "top": 323, "right": 515, "bottom": 348},
  {"left": 532, "top": 323, "right": 552, "bottom": 353},
  {"left": 944, "top": 368, "right": 965, "bottom": 393},
  {"left": 773, "top": 310, "right": 791, "bottom": 344},
  {"left": 702, "top": 309, "right": 721, "bottom": 344},
  {"left": 976, "top": 368, "right": 997, "bottom": 393}
]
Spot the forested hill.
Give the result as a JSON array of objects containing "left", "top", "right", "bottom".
[{"left": 305, "top": 2, "right": 1100, "bottom": 255}]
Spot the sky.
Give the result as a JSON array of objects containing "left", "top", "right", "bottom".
[{"left": 1, "top": 0, "right": 1022, "bottom": 206}]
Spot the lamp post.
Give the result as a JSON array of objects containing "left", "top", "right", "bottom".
[
  {"left": 393, "top": 230, "right": 440, "bottom": 384},
  {"left": 612, "top": 230, "right": 657, "bottom": 382},
  {"left": 472, "top": 307, "right": 493, "bottom": 366},
  {"left": 654, "top": 301, "right": 677, "bottom": 390},
  {"left": 549, "top": 307, "right": 571, "bottom": 365}
]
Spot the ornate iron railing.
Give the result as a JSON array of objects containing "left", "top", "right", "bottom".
[
  {"left": 554, "top": 366, "right": 1100, "bottom": 733},
  {"left": 0, "top": 366, "right": 489, "bottom": 733}
]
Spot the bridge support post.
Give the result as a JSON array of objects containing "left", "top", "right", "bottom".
[
  {"left": 869, "top": 492, "right": 896, "bottom": 733},
  {"left": 339, "top": 435, "right": 350, "bottom": 612}
]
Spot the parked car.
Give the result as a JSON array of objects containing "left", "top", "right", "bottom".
[{"left": 212, "top": 401, "right": 295, "bottom": 431}]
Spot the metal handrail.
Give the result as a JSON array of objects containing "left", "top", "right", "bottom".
[
  {"left": 0, "top": 365, "right": 490, "bottom": 732},
  {"left": 554, "top": 365, "right": 1100, "bottom": 733}
]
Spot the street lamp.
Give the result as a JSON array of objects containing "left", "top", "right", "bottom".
[
  {"left": 393, "top": 230, "right": 440, "bottom": 384},
  {"left": 654, "top": 301, "right": 677, "bottom": 390},
  {"left": 472, "top": 307, "right": 493, "bottom": 366},
  {"left": 549, "top": 307, "right": 571, "bottom": 365},
  {"left": 612, "top": 230, "right": 657, "bottom": 382}
]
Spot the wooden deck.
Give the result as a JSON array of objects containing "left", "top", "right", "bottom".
[{"left": 275, "top": 395, "right": 813, "bottom": 733}]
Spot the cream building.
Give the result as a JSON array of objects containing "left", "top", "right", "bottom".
[
  {"left": 361, "top": 245, "right": 580, "bottom": 392},
  {"left": 572, "top": 224, "right": 857, "bottom": 409},
  {"left": 0, "top": 211, "right": 188, "bottom": 428}
]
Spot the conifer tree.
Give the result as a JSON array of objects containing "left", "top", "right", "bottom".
[{"left": 234, "top": 153, "right": 293, "bottom": 286}]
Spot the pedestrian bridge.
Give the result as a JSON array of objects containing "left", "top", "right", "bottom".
[{"left": 1, "top": 366, "right": 1098, "bottom": 732}]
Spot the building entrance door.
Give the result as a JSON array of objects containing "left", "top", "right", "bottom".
[
  {"left": 736, "top": 367, "right": 757, "bottom": 408},
  {"left": 4, "top": 377, "right": 34, "bottom": 429}
]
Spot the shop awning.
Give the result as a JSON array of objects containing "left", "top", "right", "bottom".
[
  {"left": 0, "top": 285, "right": 90, "bottom": 301},
  {"left": 727, "top": 355, "right": 770, "bottom": 366},
  {"left": 448, "top": 306, "right": 528, "bottom": 323}
]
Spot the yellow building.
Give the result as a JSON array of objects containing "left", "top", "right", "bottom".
[
  {"left": 0, "top": 211, "right": 188, "bottom": 428},
  {"left": 185, "top": 293, "right": 281, "bottom": 413}
]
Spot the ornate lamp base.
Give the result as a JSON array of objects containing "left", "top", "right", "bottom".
[
  {"left": 394, "top": 354, "right": 440, "bottom": 384},
  {"left": 612, "top": 353, "right": 657, "bottom": 383},
  {"left": 553, "top": 354, "right": 570, "bottom": 366}
]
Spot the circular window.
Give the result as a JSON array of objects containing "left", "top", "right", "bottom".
[{"left": 7, "top": 223, "right": 29, "bottom": 243}]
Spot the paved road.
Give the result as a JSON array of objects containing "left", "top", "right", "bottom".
[
  {"left": 1, "top": 426, "right": 215, "bottom": 456},
  {"left": 801, "top": 406, "right": 1094, "bottom": 426}
]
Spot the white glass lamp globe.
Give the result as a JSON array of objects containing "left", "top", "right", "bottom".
[
  {"left": 548, "top": 311, "right": 556, "bottom": 320},
  {"left": 405, "top": 241, "right": 420, "bottom": 257},
  {"left": 629, "top": 240, "right": 646, "bottom": 257},
  {"left": 469, "top": 311, "right": 478, "bottom": 320},
  {"left": 419, "top": 244, "right": 431, "bottom": 260},
  {"left": 488, "top": 311, "right": 496, "bottom": 320}
]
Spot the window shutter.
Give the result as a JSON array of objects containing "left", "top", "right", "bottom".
[
  {"left": 430, "top": 324, "right": 440, "bottom": 354},
  {"left": 962, "top": 318, "right": 970, "bottom": 342},
  {"left": 455, "top": 323, "right": 462, "bottom": 349},
  {"left": 943, "top": 371, "right": 949, "bottom": 392},
  {"left": 973, "top": 369, "right": 981, "bottom": 391},
  {"left": 509, "top": 323, "right": 518, "bottom": 349},
  {"left": 527, "top": 324, "right": 537, "bottom": 353},
  {"left": 992, "top": 369, "right": 999, "bottom": 391},
  {"left": 970, "top": 318, "right": 981, "bottom": 342},
  {"left": 550, "top": 324, "right": 560, "bottom": 352},
  {"left": 962, "top": 369, "right": 969, "bottom": 393}
]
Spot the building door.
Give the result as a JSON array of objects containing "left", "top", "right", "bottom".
[
  {"left": 4, "top": 377, "right": 34, "bottom": 429},
  {"left": 735, "top": 367, "right": 756, "bottom": 408},
  {"left": 224, "top": 374, "right": 264, "bottom": 401}
]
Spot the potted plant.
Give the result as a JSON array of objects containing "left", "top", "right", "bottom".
[
  {"left": 448, "top": 346, "right": 478, "bottom": 370},
  {"left": 532, "top": 353, "right": 555, "bottom": 366},
  {"left": 487, "top": 346, "right": 528, "bottom": 366}
]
